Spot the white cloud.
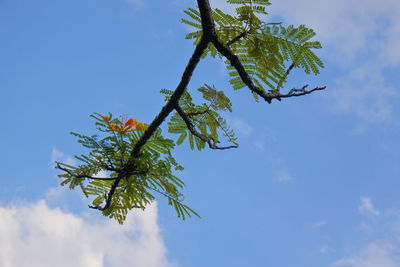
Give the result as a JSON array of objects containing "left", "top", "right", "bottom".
[
  {"left": 331, "top": 219, "right": 400, "bottom": 267},
  {"left": 0, "top": 200, "right": 175, "bottom": 267},
  {"left": 267, "top": 0, "right": 400, "bottom": 60},
  {"left": 275, "top": 169, "right": 293, "bottom": 183},
  {"left": 329, "top": 64, "right": 397, "bottom": 132},
  {"left": 332, "top": 242, "right": 399, "bottom": 267},
  {"left": 227, "top": 116, "right": 253, "bottom": 136},
  {"left": 359, "top": 197, "right": 380, "bottom": 216},
  {"left": 332, "top": 205, "right": 400, "bottom": 266}
]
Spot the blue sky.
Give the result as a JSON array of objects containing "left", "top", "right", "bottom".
[{"left": 1, "top": 0, "right": 400, "bottom": 266}]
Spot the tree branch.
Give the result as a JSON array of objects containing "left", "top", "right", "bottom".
[
  {"left": 277, "top": 84, "right": 327, "bottom": 99},
  {"left": 88, "top": 0, "right": 325, "bottom": 212},
  {"left": 210, "top": 33, "right": 275, "bottom": 102},
  {"left": 88, "top": 171, "right": 124, "bottom": 210},
  {"left": 275, "top": 62, "right": 296, "bottom": 92},
  {"left": 94, "top": 1, "right": 215, "bottom": 210},
  {"left": 226, "top": 31, "right": 247, "bottom": 47},
  {"left": 210, "top": 32, "right": 326, "bottom": 103},
  {"left": 187, "top": 110, "right": 209, "bottom": 117},
  {"left": 129, "top": 36, "right": 209, "bottom": 159},
  {"left": 175, "top": 105, "right": 238, "bottom": 150},
  {"left": 56, "top": 163, "right": 118, "bottom": 181}
]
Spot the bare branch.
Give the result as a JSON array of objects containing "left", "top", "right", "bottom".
[{"left": 278, "top": 84, "right": 327, "bottom": 99}]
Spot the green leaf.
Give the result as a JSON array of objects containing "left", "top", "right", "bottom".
[{"left": 176, "top": 132, "right": 187, "bottom": 145}]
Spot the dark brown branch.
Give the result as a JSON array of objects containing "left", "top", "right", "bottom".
[
  {"left": 196, "top": 0, "right": 216, "bottom": 36},
  {"left": 103, "top": 165, "right": 120, "bottom": 172},
  {"left": 209, "top": 31, "right": 326, "bottom": 103},
  {"left": 175, "top": 105, "right": 238, "bottom": 150},
  {"left": 129, "top": 36, "right": 209, "bottom": 159},
  {"left": 226, "top": 32, "right": 247, "bottom": 47},
  {"left": 56, "top": 164, "right": 118, "bottom": 181},
  {"left": 88, "top": 168, "right": 127, "bottom": 210},
  {"left": 187, "top": 110, "right": 209, "bottom": 117},
  {"left": 278, "top": 84, "right": 327, "bottom": 99},
  {"left": 129, "top": 0, "right": 218, "bottom": 160},
  {"left": 275, "top": 62, "right": 296, "bottom": 91},
  {"left": 210, "top": 36, "right": 275, "bottom": 103},
  {"left": 93, "top": 0, "right": 215, "bottom": 211}
]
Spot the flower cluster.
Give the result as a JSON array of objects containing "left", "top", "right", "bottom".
[{"left": 102, "top": 114, "right": 147, "bottom": 134}]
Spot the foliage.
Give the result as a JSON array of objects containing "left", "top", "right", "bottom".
[
  {"left": 56, "top": 0, "right": 324, "bottom": 224},
  {"left": 183, "top": 0, "right": 323, "bottom": 100},
  {"left": 162, "top": 85, "right": 238, "bottom": 150},
  {"left": 56, "top": 113, "right": 198, "bottom": 224}
]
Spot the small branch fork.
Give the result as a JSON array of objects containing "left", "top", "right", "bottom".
[
  {"left": 175, "top": 105, "right": 238, "bottom": 150},
  {"left": 75, "top": 0, "right": 326, "bottom": 211},
  {"left": 57, "top": 163, "right": 118, "bottom": 181}
]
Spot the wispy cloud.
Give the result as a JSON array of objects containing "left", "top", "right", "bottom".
[
  {"left": 359, "top": 197, "right": 380, "bottom": 216},
  {"left": 267, "top": 0, "right": 400, "bottom": 60},
  {"left": 275, "top": 169, "right": 293, "bottom": 183},
  {"left": 51, "top": 147, "right": 76, "bottom": 167},
  {"left": 330, "top": 65, "right": 397, "bottom": 133},
  {"left": 252, "top": 128, "right": 276, "bottom": 151},
  {"left": 267, "top": 0, "right": 400, "bottom": 129},
  {"left": 332, "top": 242, "right": 398, "bottom": 267},
  {"left": 332, "top": 205, "right": 400, "bottom": 266},
  {"left": 0, "top": 200, "right": 175, "bottom": 267},
  {"left": 320, "top": 245, "right": 330, "bottom": 254},
  {"left": 313, "top": 220, "right": 327, "bottom": 228},
  {"left": 227, "top": 116, "right": 253, "bottom": 136}
]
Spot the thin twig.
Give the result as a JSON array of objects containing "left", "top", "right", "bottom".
[
  {"left": 226, "top": 31, "right": 247, "bottom": 47},
  {"left": 56, "top": 164, "right": 118, "bottom": 181},
  {"left": 187, "top": 110, "right": 209, "bottom": 117},
  {"left": 176, "top": 105, "right": 238, "bottom": 150}
]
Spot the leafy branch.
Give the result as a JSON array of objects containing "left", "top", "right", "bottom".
[{"left": 56, "top": 0, "right": 326, "bottom": 224}]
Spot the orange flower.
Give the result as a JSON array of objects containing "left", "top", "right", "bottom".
[
  {"left": 126, "top": 118, "right": 137, "bottom": 128},
  {"left": 102, "top": 114, "right": 146, "bottom": 134},
  {"left": 102, "top": 116, "right": 110, "bottom": 122},
  {"left": 109, "top": 123, "right": 118, "bottom": 131},
  {"left": 136, "top": 122, "right": 147, "bottom": 131},
  {"left": 118, "top": 115, "right": 134, "bottom": 134}
]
